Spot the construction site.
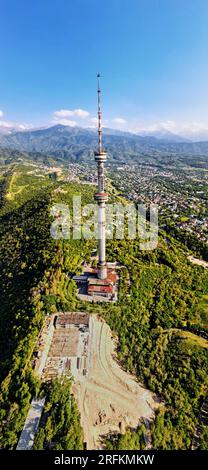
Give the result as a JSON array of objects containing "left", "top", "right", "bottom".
[
  {"left": 73, "top": 315, "right": 157, "bottom": 449},
  {"left": 33, "top": 312, "right": 91, "bottom": 382},
  {"left": 29, "top": 311, "right": 158, "bottom": 449}
]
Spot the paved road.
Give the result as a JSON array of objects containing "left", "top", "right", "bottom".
[{"left": 16, "top": 397, "right": 45, "bottom": 450}]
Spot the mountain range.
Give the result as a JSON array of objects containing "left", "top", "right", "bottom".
[{"left": 1, "top": 124, "right": 208, "bottom": 164}]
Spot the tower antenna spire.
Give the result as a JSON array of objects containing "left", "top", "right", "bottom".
[{"left": 97, "top": 73, "right": 102, "bottom": 154}]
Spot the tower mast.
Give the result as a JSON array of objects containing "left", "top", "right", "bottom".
[
  {"left": 94, "top": 74, "right": 108, "bottom": 280},
  {"left": 97, "top": 73, "right": 102, "bottom": 154}
]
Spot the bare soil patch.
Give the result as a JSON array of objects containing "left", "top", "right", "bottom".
[{"left": 73, "top": 315, "right": 157, "bottom": 449}]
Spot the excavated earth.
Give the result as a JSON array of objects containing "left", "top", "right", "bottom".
[{"left": 72, "top": 315, "right": 157, "bottom": 449}]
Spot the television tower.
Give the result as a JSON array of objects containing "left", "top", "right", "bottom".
[{"left": 94, "top": 74, "right": 108, "bottom": 280}]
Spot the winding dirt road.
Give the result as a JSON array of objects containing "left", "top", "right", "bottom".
[{"left": 72, "top": 315, "right": 157, "bottom": 449}]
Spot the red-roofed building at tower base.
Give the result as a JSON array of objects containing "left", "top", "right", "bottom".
[
  {"left": 88, "top": 284, "right": 113, "bottom": 297},
  {"left": 87, "top": 268, "right": 117, "bottom": 299},
  {"left": 74, "top": 263, "right": 119, "bottom": 302}
]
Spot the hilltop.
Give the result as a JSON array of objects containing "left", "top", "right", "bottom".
[{"left": 0, "top": 162, "right": 207, "bottom": 449}]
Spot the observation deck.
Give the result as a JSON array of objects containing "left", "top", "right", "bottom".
[
  {"left": 94, "top": 192, "right": 108, "bottom": 203},
  {"left": 94, "top": 151, "right": 107, "bottom": 162}
]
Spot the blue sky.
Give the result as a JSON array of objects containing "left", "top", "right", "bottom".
[{"left": 1, "top": 0, "right": 208, "bottom": 138}]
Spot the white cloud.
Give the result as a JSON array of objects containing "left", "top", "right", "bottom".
[
  {"left": 176, "top": 121, "right": 208, "bottom": 141},
  {"left": 52, "top": 118, "right": 77, "bottom": 127},
  {"left": 181, "top": 121, "right": 208, "bottom": 133},
  {"left": 131, "top": 119, "right": 208, "bottom": 141},
  {"left": 90, "top": 117, "right": 98, "bottom": 124},
  {"left": 87, "top": 117, "right": 98, "bottom": 129},
  {"left": 135, "top": 120, "right": 177, "bottom": 134},
  {"left": 53, "top": 108, "right": 89, "bottom": 119},
  {"left": 0, "top": 118, "right": 39, "bottom": 132},
  {"left": 52, "top": 108, "right": 90, "bottom": 127},
  {"left": 17, "top": 123, "right": 34, "bottom": 131},
  {"left": 0, "top": 120, "right": 13, "bottom": 128},
  {"left": 112, "top": 117, "right": 126, "bottom": 125},
  {"left": 158, "top": 120, "right": 176, "bottom": 131},
  {"left": 86, "top": 116, "right": 109, "bottom": 129},
  {"left": 0, "top": 110, "right": 34, "bottom": 131}
]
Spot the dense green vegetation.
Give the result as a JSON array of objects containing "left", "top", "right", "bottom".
[
  {"left": 0, "top": 166, "right": 93, "bottom": 449},
  {"left": 199, "top": 425, "right": 208, "bottom": 449},
  {"left": 0, "top": 147, "right": 64, "bottom": 167},
  {"left": 33, "top": 376, "right": 83, "bottom": 450},
  {"left": 0, "top": 163, "right": 207, "bottom": 450},
  {"left": 105, "top": 426, "right": 146, "bottom": 450},
  {"left": 82, "top": 235, "right": 208, "bottom": 449}
]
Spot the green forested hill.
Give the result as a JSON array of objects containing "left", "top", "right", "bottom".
[
  {"left": 0, "top": 147, "right": 65, "bottom": 166},
  {"left": 101, "top": 237, "right": 208, "bottom": 449},
  {"left": 0, "top": 165, "right": 93, "bottom": 448},
  {"left": 0, "top": 163, "right": 207, "bottom": 450},
  {"left": 1, "top": 124, "right": 208, "bottom": 165}
]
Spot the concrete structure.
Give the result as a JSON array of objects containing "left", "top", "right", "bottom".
[
  {"left": 87, "top": 269, "right": 117, "bottom": 299},
  {"left": 34, "top": 315, "right": 55, "bottom": 377},
  {"left": 88, "top": 283, "right": 113, "bottom": 298},
  {"left": 75, "top": 263, "right": 119, "bottom": 302},
  {"left": 42, "top": 312, "right": 91, "bottom": 381},
  {"left": 16, "top": 398, "right": 46, "bottom": 450},
  {"left": 94, "top": 74, "right": 108, "bottom": 280},
  {"left": 55, "top": 312, "right": 89, "bottom": 329}
]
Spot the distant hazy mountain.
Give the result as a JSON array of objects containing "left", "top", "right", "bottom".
[
  {"left": 138, "top": 129, "right": 191, "bottom": 143},
  {"left": 0, "top": 125, "right": 16, "bottom": 135},
  {"left": 1, "top": 124, "right": 208, "bottom": 163},
  {"left": 0, "top": 124, "right": 158, "bottom": 162}
]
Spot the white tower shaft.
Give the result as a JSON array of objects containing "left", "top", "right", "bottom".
[{"left": 94, "top": 74, "right": 108, "bottom": 280}]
